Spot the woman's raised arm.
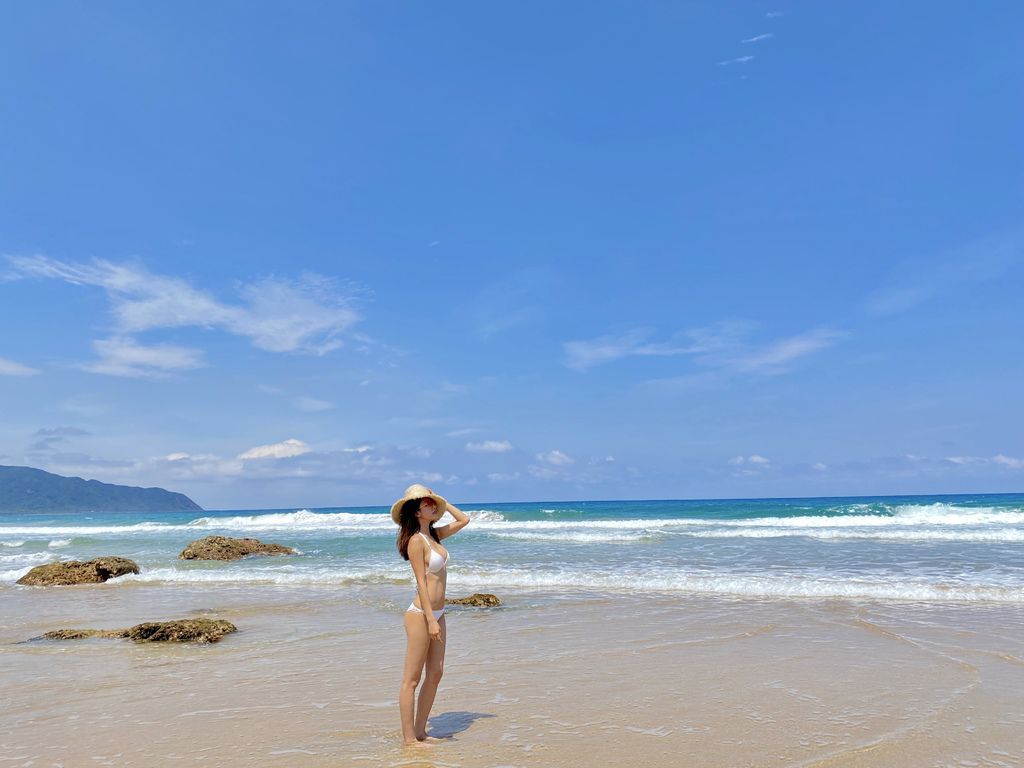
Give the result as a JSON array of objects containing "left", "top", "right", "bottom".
[{"left": 435, "top": 501, "right": 470, "bottom": 540}]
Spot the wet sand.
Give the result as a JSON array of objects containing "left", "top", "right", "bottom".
[{"left": 3, "top": 584, "right": 1023, "bottom": 767}]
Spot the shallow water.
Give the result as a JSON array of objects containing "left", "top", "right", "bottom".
[{"left": 3, "top": 585, "right": 1023, "bottom": 767}]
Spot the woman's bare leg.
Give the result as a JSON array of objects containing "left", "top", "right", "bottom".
[
  {"left": 414, "top": 615, "right": 446, "bottom": 739},
  {"left": 400, "top": 611, "right": 430, "bottom": 745}
]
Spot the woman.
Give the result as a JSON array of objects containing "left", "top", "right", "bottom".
[{"left": 392, "top": 483, "right": 470, "bottom": 746}]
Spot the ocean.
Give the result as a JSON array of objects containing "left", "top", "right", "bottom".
[{"left": 4, "top": 492, "right": 1023, "bottom": 604}]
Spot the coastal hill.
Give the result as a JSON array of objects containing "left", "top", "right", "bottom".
[{"left": 0, "top": 465, "right": 203, "bottom": 513}]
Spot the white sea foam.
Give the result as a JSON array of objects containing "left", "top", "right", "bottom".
[
  {"left": 0, "top": 522, "right": 187, "bottom": 536},
  {"left": 118, "top": 566, "right": 412, "bottom": 586},
  {"left": 48, "top": 539, "right": 71, "bottom": 548},
  {"left": 187, "top": 509, "right": 394, "bottom": 529},
  {"left": 0, "top": 552, "right": 55, "bottom": 565},
  {"left": 488, "top": 531, "right": 662, "bottom": 543},
  {"left": 1, "top": 540, "right": 26, "bottom": 547},
  {"left": 102, "top": 564, "right": 1024, "bottom": 603},
  {"left": 667, "top": 527, "right": 1024, "bottom": 543},
  {"left": 449, "top": 568, "right": 1024, "bottom": 603}
]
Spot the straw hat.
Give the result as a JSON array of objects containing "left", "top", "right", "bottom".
[{"left": 390, "top": 483, "right": 449, "bottom": 524}]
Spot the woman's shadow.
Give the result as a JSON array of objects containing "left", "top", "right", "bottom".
[{"left": 427, "top": 711, "right": 496, "bottom": 739}]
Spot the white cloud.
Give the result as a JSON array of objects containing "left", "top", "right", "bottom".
[
  {"left": 0, "top": 357, "right": 40, "bottom": 376},
  {"left": 719, "top": 56, "right": 755, "bottom": 66},
  {"left": 447, "top": 428, "right": 483, "bottom": 438},
  {"left": 165, "top": 452, "right": 191, "bottom": 461},
  {"left": 343, "top": 445, "right": 372, "bottom": 453},
  {"left": 83, "top": 336, "right": 205, "bottom": 378},
  {"left": 729, "top": 454, "right": 771, "bottom": 468},
  {"left": 466, "top": 440, "right": 513, "bottom": 453},
  {"left": 864, "top": 230, "right": 1022, "bottom": 317},
  {"left": 567, "top": 323, "right": 843, "bottom": 379},
  {"left": 463, "top": 267, "right": 555, "bottom": 341},
  {"left": 741, "top": 33, "right": 774, "bottom": 43},
  {"left": 291, "top": 396, "right": 335, "bottom": 412},
  {"left": 564, "top": 327, "right": 717, "bottom": 370},
  {"left": 528, "top": 465, "right": 561, "bottom": 480},
  {"left": 237, "top": 438, "right": 312, "bottom": 460},
  {"left": 944, "top": 454, "right": 1024, "bottom": 470},
  {"left": 5, "top": 255, "right": 365, "bottom": 369},
  {"left": 487, "top": 472, "right": 520, "bottom": 482},
  {"left": 811, "top": 462, "right": 828, "bottom": 471},
  {"left": 993, "top": 454, "right": 1024, "bottom": 470},
  {"left": 726, "top": 329, "right": 846, "bottom": 374},
  {"left": 536, "top": 449, "right": 574, "bottom": 466}
]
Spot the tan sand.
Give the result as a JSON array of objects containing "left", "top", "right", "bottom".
[{"left": 2, "top": 584, "right": 1022, "bottom": 767}]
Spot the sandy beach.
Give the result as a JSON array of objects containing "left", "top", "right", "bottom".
[{"left": 4, "top": 582, "right": 1023, "bottom": 767}]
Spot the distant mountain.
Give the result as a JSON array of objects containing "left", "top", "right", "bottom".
[{"left": 0, "top": 465, "right": 203, "bottom": 513}]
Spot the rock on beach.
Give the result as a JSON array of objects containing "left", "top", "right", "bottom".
[
  {"left": 446, "top": 593, "right": 502, "bottom": 607},
  {"left": 16, "top": 557, "right": 140, "bottom": 586},
  {"left": 179, "top": 535, "right": 296, "bottom": 561},
  {"left": 39, "top": 619, "right": 237, "bottom": 644}
]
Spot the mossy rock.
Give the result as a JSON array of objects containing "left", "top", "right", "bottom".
[
  {"left": 16, "top": 557, "right": 140, "bottom": 586},
  {"left": 179, "top": 536, "right": 296, "bottom": 561},
  {"left": 39, "top": 618, "right": 237, "bottom": 644},
  {"left": 446, "top": 593, "right": 501, "bottom": 607}
]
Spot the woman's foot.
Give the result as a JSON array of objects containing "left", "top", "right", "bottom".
[
  {"left": 403, "top": 738, "right": 435, "bottom": 747},
  {"left": 416, "top": 733, "right": 443, "bottom": 742}
]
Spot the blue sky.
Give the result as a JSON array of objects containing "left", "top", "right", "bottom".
[{"left": 1, "top": 2, "right": 1022, "bottom": 510}]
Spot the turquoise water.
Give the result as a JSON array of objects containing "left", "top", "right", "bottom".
[{"left": 3, "top": 493, "right": 1024, "bottom": 602}]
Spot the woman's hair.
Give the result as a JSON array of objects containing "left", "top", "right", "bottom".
[{"left": 396, "top": 498, "right": 439, "bottom": 561}]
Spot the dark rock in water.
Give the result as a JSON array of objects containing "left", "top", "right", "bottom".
[
  {"left": 446, "top": 593, "right": 501, "bottom": 607},
  {"left": 38, "top": 619, "right": 237, "bottom": 644},
  {"left": 41, "top": 628, "right": 125, "bottom": 640},
  {"left": 123, "top": 619, "right": 237, "bottom": 643},
  {"left": 16, "top": 556, "right": 140, "bottom": 586},
  {"left": 179, "top": 535, "right": 296, "bottom": 561}
]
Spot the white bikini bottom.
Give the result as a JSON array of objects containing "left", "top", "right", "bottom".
[{"left": 407, "top": 601, "right": 445, "bottom": 620}]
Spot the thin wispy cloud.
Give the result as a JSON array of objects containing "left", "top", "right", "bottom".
[
  {"left": 291, "top": 396, "right": 335, "bottom": 413},
  {"left": 463, "top": 267, "right": 555, "bottom": 341},
  {"left": 466, "top": 440, "right": 514, "bottom": 453},
  {"left": 947, "top": 454, "right": 1024, "bottom": 470},
  {"left": 727, "top": 328, "right": 845, "bottom": 374},
  {"left": 28, "top": 426, "right": 91, "bottom": 452},
  {"left": 0, "top": 357, "right": 39, "bottom": 376},
  {"left": 5, "top": 254, "right": 366, "bottom": 377},
  {"left": 565, "top": 323, "right": 844, "bottom": 379},
  {"left": 729, "top": 454, "right": 770, "bottom": 466},
  {"left": 84, "top": 336, "right": 206, "bottom": 379},
  {"left": 563, "top": 325, "right": 738, "bottom": 370},
  {"left": 719, "top": 56, "right": 755, "bottom": 66},
  {"left": 741, "top": 34, "right": 774, "bottom": 43},
  {"left": 864, "top": 230, "right": 1022, "bottom": 317}
]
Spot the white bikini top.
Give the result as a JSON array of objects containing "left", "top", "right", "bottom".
[{"left": 419, "top": 532, "right": 449, "bottom": 574}]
